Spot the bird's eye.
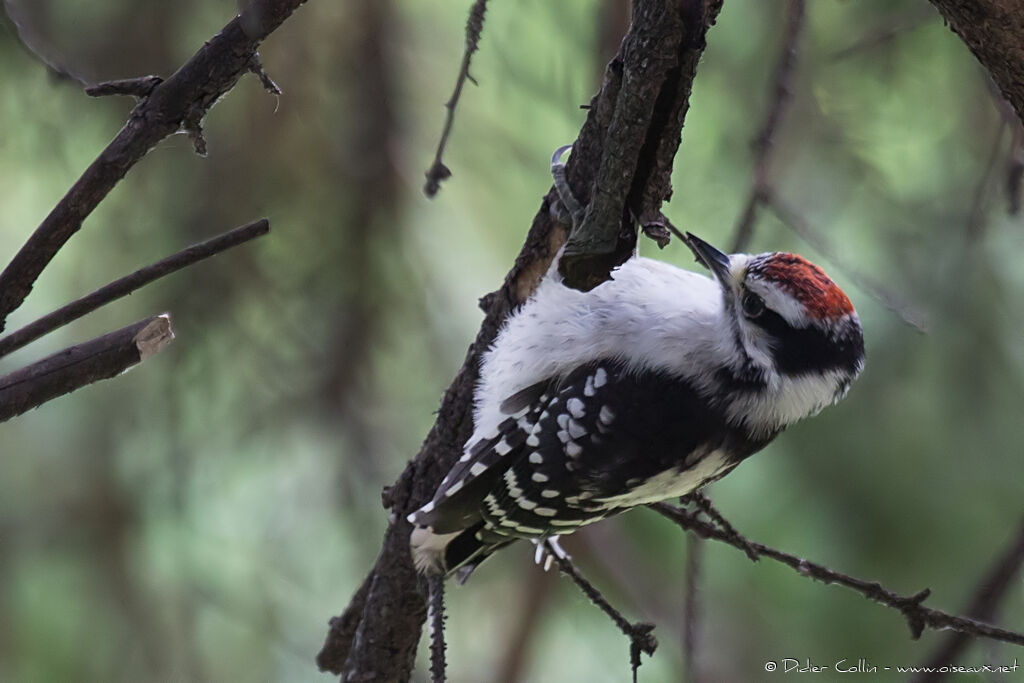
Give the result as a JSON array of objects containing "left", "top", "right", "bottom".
[{"left": 741, "top": 291, "right": 765, "bottom": 318}]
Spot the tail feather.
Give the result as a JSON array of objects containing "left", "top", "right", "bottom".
[{"left": 410, "top": 521, "right": 515, "bottom": 579}]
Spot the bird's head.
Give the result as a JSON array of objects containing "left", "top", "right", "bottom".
[{"left": 684, "top": 232, "right": 865, "bottom": 414}]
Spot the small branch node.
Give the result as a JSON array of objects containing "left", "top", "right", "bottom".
[
  {"left": 248, "top": 51, "right": 283, "bottom": 96},
  {"left": 85, "top": 75, "right": 164, "bottom": 99},
  {"left": 183, "top": 107, "right": 208, "bottom": 157},
  {"left": 424, "top": 161, "right": 452, "bottom": 198}
]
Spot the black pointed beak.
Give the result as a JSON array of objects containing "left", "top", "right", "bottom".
[{"left": 684, "top": 232, "right": 732, "bottom": 286}]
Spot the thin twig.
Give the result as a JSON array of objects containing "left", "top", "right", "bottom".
[
  {"left": 0, "top": 0, "right": 307, "bottom": 333},
  {"left": 545, "top": 539, "right": 657, "bottom": 683},
  {"left": 428, "top": 573, "right": 447, "bottom": 683},
  {"left": 650, "top": 503, "right": 1024, "bottom": 648},
  {"left": 0, "top": 219, "right": 269, "bottom": 360},
  {"left": 729, "top": 0, "right": 805, "bottom": 253},
  {"left": 913, "top": 515, "right": 1024, "bottom": 682},
  {"left": 764, "top": 191, "right": 929, "bottom": 332},
  {"left": 0, "top": 315, "right": 173, "bottom": 423},
  {"left": 423, "top": 0, "right": 489, "bottom": 198},
  {"left": 683, "top": 492, "right": 759, "bottom": 562}
]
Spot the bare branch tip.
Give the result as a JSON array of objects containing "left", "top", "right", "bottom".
[
  {"left": 85, "top": 75, "right": 163, "bottom": 99},
  {"left": 249, "top": 52, "right": 283, "bottom": 96},
  {"left": 424, "top": 162, "right": 452, "bottom": 198}
]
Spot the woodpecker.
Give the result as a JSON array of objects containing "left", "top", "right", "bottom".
[{"left": 409, "top": 178, "right": 864, "bottom": 579}]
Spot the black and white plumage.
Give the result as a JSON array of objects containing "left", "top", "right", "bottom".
[{"left": 409, "top": 233, "right": 864, "bottom": 576}]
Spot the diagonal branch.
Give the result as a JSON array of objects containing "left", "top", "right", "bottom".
[
  {"left": 0, "top": 0, "right": 309, "bottom": 333},
  {"left": 317, "top": 1, "right": 724, "bottom": 679},
  {"left": 545, "top": 541, "right": 657, "bottom": 683},
  {"left": 0, "top": 315, "right": 173, "bottom": 424},
  {"left": 423, "top": 0, "right": 489, "bottom": 198},
  {"left": 650, "top": 502, "right": 1024, "bottom": 649},
  {"left": 0, "top": 219, "right": 269, "bottom": 360}
]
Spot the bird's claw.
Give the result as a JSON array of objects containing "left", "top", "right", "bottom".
[{"left": 532, "top": 536, "right": 570, "bottom": 572}]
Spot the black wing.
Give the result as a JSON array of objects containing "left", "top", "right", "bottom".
[{"left": 413, "top": 360, "right": 769, "bottom": 542}]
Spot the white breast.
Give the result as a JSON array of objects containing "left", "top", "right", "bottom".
[{"left": 473, "top": 257, "right": 734, "bottom": 441}]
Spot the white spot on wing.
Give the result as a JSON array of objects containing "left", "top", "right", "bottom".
[
  {"left": 593, "top": 367, "right": 608, "bottom": 388},
  {"left": 529, "top": 452, "right": 543, "bottom": 464},
  {"left": 532, "top": 472, "right": 549, "bottom": 483},
  {"left": 541, "top": 489, "right": 560, "bottom": 498},
  {"left": 444, "top": 480, "right": 464, "bottom": 496},
  {"left": 566, "top": 441, "right": 582, "bottom": 457},
  {"left": 567, "top": 398, "right": 585, "bottom": 418},
  {"left": 534, "top": 507, "right": 557, "bottom": 517},
  {"left": 470, "top": 463, "right": 487, "bottom": 476},
  {"left": 599, "top": 405, "right": 615, "bottom": 424}
]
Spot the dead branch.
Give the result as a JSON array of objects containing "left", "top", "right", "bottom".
[
  {"left": 317, "top": 2, "right": 724, "bottom": 679},
  {"left": 0, "top": 219, "right": 269, "bottom": 360},
  {"left": 545, "top": 540, "right": 657, "bottom": 683},
  {"left": 650, "top": 502, "right": 1024, "bottom": 649},
  {"left": 0, "top": 0, "right": 309, "bottom": 333},
  {"left": 85, "top": 76, "right": 164, "bottom": 98},
  {"left": 0, "top": 315, "right": 173, "bottom": 424},
  {"left": 423, "top": 0, "right": 489, "bottom": 198}
]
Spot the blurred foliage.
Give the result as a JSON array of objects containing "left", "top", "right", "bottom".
[{"left": 0, "top": 0, "right": 1022, "bottom": 681}]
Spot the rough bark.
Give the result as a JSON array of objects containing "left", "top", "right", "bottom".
[
  {"left": 316, "top": 1, "right": 723, "bottom": 680},
  {"left": 928, "top": 0, "right": 1024, "bottom": 127}
]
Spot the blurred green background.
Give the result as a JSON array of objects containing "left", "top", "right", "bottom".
[{"left": 1, "top": 0, "right": 1022, "bottom": 681}]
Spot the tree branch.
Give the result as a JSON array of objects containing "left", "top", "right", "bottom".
[
  {"left": 545, "top": 541, "right": 657, "bottom": 683},
  {"left": 0, "top": 315, "right": 173, "bottom": 424},
  {"left": 0, "top": 219, "right": 269, "bottom": 360},
  {"left": 423, "top": 0, "right": 489, "bottom": 198},
  {"left": 650, "top": 502, "right": 1024, "bottom": 649},
  {"left": 317, "top": 1, "right": 724, "bottom": 679},
  {"left": 0, "top": 0, "right": 309, "bottom": 332}
]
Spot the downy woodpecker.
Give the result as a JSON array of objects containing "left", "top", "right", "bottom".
[{"left": 409, "top": 169, "right": 864, "bottom": 578}]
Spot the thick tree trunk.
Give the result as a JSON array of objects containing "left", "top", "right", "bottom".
[{"left": 316, "top": 0, "right": 724, "bottom": 680}]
